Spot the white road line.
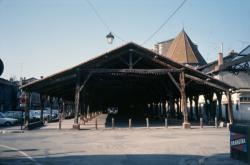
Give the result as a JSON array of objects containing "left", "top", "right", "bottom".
[{"left": 0, "top": 144, "right": 42, "bottom": 165}]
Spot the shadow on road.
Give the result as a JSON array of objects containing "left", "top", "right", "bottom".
[{"left": 0, "top": 153, "right": 247, "bottom": 165}]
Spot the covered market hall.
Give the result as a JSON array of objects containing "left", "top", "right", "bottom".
[{"left": 21, "top": 42, "right": 234, "bottom": 129}]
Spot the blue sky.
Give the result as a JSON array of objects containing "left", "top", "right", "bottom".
[{"left": 0, "top": 0, "right": 250, "bottom": 79}]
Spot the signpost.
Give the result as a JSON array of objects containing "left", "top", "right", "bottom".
[
  {"left": 230, "top": 132, "right": 247, "bottom": 153},
  {"left": 230, "top": 124, "right": 250, "bottom": 164},
  {"left": 19, "top": 92, "right": 28, "bottom": 130}
]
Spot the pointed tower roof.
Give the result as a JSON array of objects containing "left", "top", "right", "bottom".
[{"left": 166, "top": 30, "right": 207, "bottom": 66}]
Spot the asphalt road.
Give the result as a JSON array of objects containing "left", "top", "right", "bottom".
[{"left": 0, "top": 127, "right": 247, "bottom": 165}]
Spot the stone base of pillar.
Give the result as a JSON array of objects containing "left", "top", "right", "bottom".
[
  {"left": 72, "top": 124, "right": 80, "bottom": 130},
  {"left": 182, "top": 122, "right": 191, "bottom": 129}
]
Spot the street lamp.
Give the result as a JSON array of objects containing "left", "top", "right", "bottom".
[
  {"left": 0, "top": 58, "right": 4, "bottom": 76},
  {"left": 106, "top": 32, "right": 114, "bottom": 44}
]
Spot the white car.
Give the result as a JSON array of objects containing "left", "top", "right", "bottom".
[{"left": 0, "top": 112, "right": 18, "bottom": 126}]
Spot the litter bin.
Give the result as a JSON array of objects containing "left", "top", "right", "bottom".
[{"left": 230, "top": 124, "right": 250, "bottom": 164}]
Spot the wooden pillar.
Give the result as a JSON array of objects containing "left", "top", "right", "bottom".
[
  {"left": 189, "top": 97, "right": 193, "bottom": 121},
  {"left": 194, "top": 95, "right": 199, "bottom": 121},
  {"left": 216, "top": 92, "right": 222, "bottom": 121},
  {"left": 73, "top": 73, "right": 81, "bottom": 129},
  {"left": 226, "top": 91, "right": 234, "bottom": 124},
  {"left": 179, "top": 71, "right": 190, "bottom": 128},
  {"left": 58, "top": 98, "right": 62, "bottom": 130},
  {"left": 62, "top": 100, "right": 66, "bottom": 119},
  {"left": 176, "top": 98, "right": 181, "bottom": 119},
  {"left": 49, "top": 96, "right": 53, "bottom": 121},
  {"left": 208, "top": 94, "right": 214, "bottom": 122},
  {"left": 40, "top": 95, "right": 45, "bottom": 122},
  {"left": 162, "top": 101, "right": 167, "bottom": 117},
  {"left": 169, "top": 97, "right": 175, "bottom": 118},
  {"left": 204, "top": 95, "right": 209, "bottom": 123},
  {"left": 24, "top": 92, "right": 30, "bottom": 128}
]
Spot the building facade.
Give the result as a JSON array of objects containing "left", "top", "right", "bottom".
[
  {"left": 0, "top": 78, "right": 18, "bottom": 111},
  {"left": 200, "top": 45, "right": 250, "bottom": 122}
]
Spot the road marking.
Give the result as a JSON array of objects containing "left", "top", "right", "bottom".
[{"left": 0, "top": 144, "right": 42, "bottom": 165}]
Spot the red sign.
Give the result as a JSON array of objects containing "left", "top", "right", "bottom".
[{"left": 20, "top": 92, "right": 27, "bottom": 107}]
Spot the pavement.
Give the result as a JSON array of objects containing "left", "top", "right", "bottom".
[{"left": 0, "top": 114, "right": 248, "bottom": 165}]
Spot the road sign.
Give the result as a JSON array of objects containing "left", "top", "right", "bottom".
[{"left": 20, "top": 92, "right": 27, "bottom": 108}]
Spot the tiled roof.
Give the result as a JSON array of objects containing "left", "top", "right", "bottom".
[{"left": 165, "top": 30, "right": 207, "bottom": 66}]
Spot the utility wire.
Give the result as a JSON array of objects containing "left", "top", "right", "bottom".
[
  {"left": 142, "top": 0, "right": 188, "bottom": 45},
  {"left": 85, "top": 0, "right": 126, "bottom": 42}
]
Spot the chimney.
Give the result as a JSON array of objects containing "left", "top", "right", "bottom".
[
  {"left": 218, "top": 52, "right": 223, "bottom": 66},
  {"left": 218, "top": 42, "right": 224, "bottom": 66}
]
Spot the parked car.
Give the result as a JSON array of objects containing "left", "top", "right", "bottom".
[
  {"left": 29, "top": 109, "right": 59, "bottom": 120},
  {"left": 0, "top": 112, "right": 18, "bottom": 126},
  {"left": 4, "top": 111, "right": 23, "bottom": 123}
]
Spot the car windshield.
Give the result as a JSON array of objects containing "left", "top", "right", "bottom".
[{"left": 0, "top": 112, "right": 6, "bottom": 118}]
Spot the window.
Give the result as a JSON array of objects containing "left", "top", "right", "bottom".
[
  {"left": 240, "top": 97, "right": 250, "bottom": 103},
  {"left": 0, "top": 113, "right": 4, "bottom": 118}
]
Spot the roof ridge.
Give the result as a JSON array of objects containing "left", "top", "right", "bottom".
[
  {"left": 184, "top": 32, "right": 199, "bottom": 63},
  {"left": 183, "top": 31, "right": 189, "bottom": 63}
]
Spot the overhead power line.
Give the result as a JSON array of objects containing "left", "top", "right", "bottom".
[
  {"left": 85, "top": 0, "right": 126, "bottom": 43},
  {"left": 142, "top": 0, "right": 188, "bottom": 45}
]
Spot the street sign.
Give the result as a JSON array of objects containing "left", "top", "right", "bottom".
[
  {"left": 20, "top": 92, "right": 27, "bottom": 108},
  {"left": 230, "top": 132, "right": 247, "bottom": 152}
]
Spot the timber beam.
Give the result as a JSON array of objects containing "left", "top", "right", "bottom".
[
  {"left": 80, "top": 68, "right": 182, "bottom": 74},
  {"left": 185, "top": 74, "right": 228, "bottom": 91}
]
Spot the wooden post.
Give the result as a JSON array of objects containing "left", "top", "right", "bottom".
[
  {"left": 208, "top": 94, "right": 214, "bottom": 123},
  {"left": 24, "top": 92, "right": 29, "bottom": 128},
  {"left": 179, "top": 71, "right": 190, "bottom": 129},
  {"left": 169, "top": 97, "right": 175, "bottom": 118},
  {"left": 189, "top": 97, "right": 193, "bottom": 121},
  {"left": 194, "top": 95, "right": 199, "bottom": 121},
  {"left": 204, "top": 95, "right": 209, "bottom": 123},
  {"left": 62, "top": 100, "right": 66, "bottom": 120},
  {"left": 59, "top": 113, "right": 62, "bottom": 130},
  {"left": 165, "top": 118, "right": 168, "bottom": 128},
  {"left": 215, "top": 117, "right": 218, "bottom": 128},
  {"left": 226, "top": 91, "right": 234, "bottom": 124},
  {"left": 112, "top": 117, "right": 115, "bottom": 129},
  {"left": 73, "top": 73, "right": 81, "bottom": 130},
  {"left": 200, "top": 117, "right": 203, "bottom": 129},
  {"left": 49, "top": 96, "right": 53, "bottom": 122},
  {"left": 146, "top": 117, "right": 149, "bottom": 128},
  {"left": 216, "top": 92, "right": 222, "bottom": 121},
  {"left": 176, "top": 99, "right": 181, "bottom": 118},
  {"left": 129, "top": 118, "right": 132, "bottom": 129},
  {"left": 58, "top": 98, "right": 62, "bottom": 130},
  {"left": 40, "top": 95, "right": 44, "bottom": 123},
  {"left": 162, "top": 101, "right": 167, "bottom": 117}
]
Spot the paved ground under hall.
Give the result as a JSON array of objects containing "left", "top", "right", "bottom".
[{"left": 0, "top": 115, "right": 247, "bottom": 165}]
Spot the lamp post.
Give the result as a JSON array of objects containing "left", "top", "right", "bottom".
[{"left": 106, "top": 32, "right": 114, "bottom": 44}]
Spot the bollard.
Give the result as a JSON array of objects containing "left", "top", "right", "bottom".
[
  {"left": 165, "top": 118, "right": 168, "bottom": 128},
  {"left": 95, "top": 118, "right": 98, "bottom": 130},
  {"left": 129, "top": 118, "right": 132, "bottom": 129},
  {"left": 58, "top": 113, "right": 62, "bottom": 130},
  {"left": 200, "top": 117, "right": 203, "bottom": 129},
  {"left": 112, "top": 118, "right": 115, "bottom": 129},
  {"left": 146, "top": 117, "right": 149, "bottom": 128},
  {"left": 215, "top": 117, "right": 218, "bottom": 128}
]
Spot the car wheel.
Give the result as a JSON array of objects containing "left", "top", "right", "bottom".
[{"left": 4, "top": 121, "right": 12, "bottom": 126}]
